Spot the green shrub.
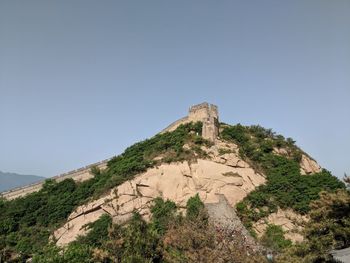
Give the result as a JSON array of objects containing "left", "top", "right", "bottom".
[
  {"left": 75, "top": 214, "right": 112, "bottom": 246},
  {"left": 221, "top": 124, "right": 249, "bottom": 144},
  {"left": 261, "top": 224, "right": 292, "bottom": 252},
  {"left": 221, "top": 124, "right": 345, "bottom": 230},
  {"left": 32, "top": 243, "right": 93, "bottom": 263},
  {"left": 118, "top": 213, "right": 161, "bottom": 262},
  {"left": 150, "top": 198, "right": 177, "bottom": 235},
  {"left": 186, "top": 194, "right": 205, "bottom": 220}
]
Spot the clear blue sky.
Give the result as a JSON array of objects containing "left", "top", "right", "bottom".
[{"left": 0, "top": 1, "right": 349, "bottom": 178}]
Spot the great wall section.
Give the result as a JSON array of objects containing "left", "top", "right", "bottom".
[
  {"left": 1, "top": 102, "right": 219, "bottom": 200},
  {"left": 161, "top": 102, "right": 219, "bottom": 141},
  {"left": 1, "top": 159, "right": 110, "bottom": 200}
]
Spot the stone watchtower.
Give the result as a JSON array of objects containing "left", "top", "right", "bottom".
[
  {"left": 188, "top": 102, "right": 219, "bottom": 142},
  {"left": 161, "top": 102, "right": 220, "bottom": 142}
]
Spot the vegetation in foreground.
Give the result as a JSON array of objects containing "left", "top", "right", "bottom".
[
  {"left": 31, "top": 195, "right": 266, "bottom": 263},
  {"left": 277, "top": 189, "right": 350, "bottom": 263}
]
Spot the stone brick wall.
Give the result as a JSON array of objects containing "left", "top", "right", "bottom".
[
  {"left": 1, "top": 159, "right": 110, "bottom": 200},
  {"left": 162, "top": 102, "right": 219, "bottom": 142},
  {"left": 160, "top": 116, "right": 189, "bottom": 133}
]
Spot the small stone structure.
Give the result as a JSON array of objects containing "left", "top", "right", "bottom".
[
  {"left": 162, "top": 102, "right": 219, "bottom": 142},
  {"left": 331, "top": 247, "right": 350, "bottom": 263}
]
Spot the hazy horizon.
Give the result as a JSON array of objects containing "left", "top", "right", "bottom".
[{"left": 1, "top": 1, "right": 349, "bottom": 178}]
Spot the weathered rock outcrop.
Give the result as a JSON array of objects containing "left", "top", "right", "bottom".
[
  {"left": 300, "top": 154, "right": 322, "bottom": 175},
  {"left": 253, "top": 208, "right": 308, "bottom": 243},
  {"left": 54, "top": 143, "right": 266, "bottom": 246},
  {"left": 273, "top": 147, "right": 322, "bottom": 175}
]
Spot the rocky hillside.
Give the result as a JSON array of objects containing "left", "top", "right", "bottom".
[
  {"left": 0, "top": 121, "right": 347, "bottom": 263},
  {"left": 53, "top": 139, "right": 265, "bottom": 246}
]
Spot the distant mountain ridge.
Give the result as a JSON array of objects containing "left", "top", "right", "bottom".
[{"left": 0, "top": 171, "right": 45, "bottom": 192}]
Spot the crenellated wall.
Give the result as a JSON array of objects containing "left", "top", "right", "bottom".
[
  {"left": 1, "top": 159, "right": 110, "bottom": 200},
  {"left": 161, "top": 102, "right": 219, "bottom": 141}
]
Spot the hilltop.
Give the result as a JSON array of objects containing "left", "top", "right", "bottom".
[{"left": 0, "top": 103, "right": 348, "bottom": 263}]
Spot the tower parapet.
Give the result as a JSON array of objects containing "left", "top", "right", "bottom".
[
  {"left": 189, "top": 103, "right": 219, "bottom": 142},
  {"left": 161, "top": 102, "right": 219, "bottom": 142}
]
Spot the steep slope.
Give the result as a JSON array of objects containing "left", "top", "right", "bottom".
[
  {"left": 0, "top": 171, "right": 44, "bottom": 192},
  {"left": 220, "top": 124, "right": 344, "bottom": 242}
]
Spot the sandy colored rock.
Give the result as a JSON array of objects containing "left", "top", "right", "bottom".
[
  {"left": 55, "top": 209, "right": 105, "bottom": 246},
  {"left": 273, "top": 148, "right": 322, "bottom": 175},
  {"left": 213, "top": 153, "right": 248, "bottom": 168},
  {"left": 54, "top": 144, "right": 266, "bottom": 246},
  {"left": 300, "top": 154, "right": 322, "bottom": 175},
  {"left": 273, "top": 147, "right": 289, "bottom": 156},
  {"left": 253, "top": 208, "right": 308, "bottom": 243}
]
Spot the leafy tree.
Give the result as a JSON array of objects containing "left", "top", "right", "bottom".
[
  {"left": 306, "top": 190, "right": 350, "bottom": 250},
  {"left": 277, "top": 189, "right": 350, "bottom": 263}
]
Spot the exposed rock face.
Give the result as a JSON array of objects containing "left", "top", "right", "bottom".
[
  {"left": 300, "top": 154, "right": 322, "bottom": 175},
  {"left": 52, "top": 140, "right": 321, "bottom": 246},
  {"left": 54, "top": 143, "right": 266, "bottom": 246},
  {"left": 253, "top": 208, "right": 308, "bottom": 243},
  {"left": 273, "top": 147, "right": 289, "bottom": 156},
  {"left": 213, "top": 153, "right": 248, "bottom": 168},
  {"left": 273, "top": 147, "right": 322, "bottom": 175}
]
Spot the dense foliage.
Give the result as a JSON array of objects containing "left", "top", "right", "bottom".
[
  {"left": 260, "top": 224, "right": 292, "bottom": 252},
  {"left": 31, "top": 195, "right": 266, "bottom": 263},
  {"left": 277, "top": 189, "right": 350, "bottom": 263},
  {"left": 0, "top": 179, "right": 85, "bottom": 259},
  {"left": 75, "top": 214, "right": 112, "bottom": 247},
  {"left": 221, "top": 124, "right": 344, "bottom": 230}
]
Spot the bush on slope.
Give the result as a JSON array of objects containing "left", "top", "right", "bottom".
[{"left": 220, "top": 124, "right": 344, "bottom": 229}]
